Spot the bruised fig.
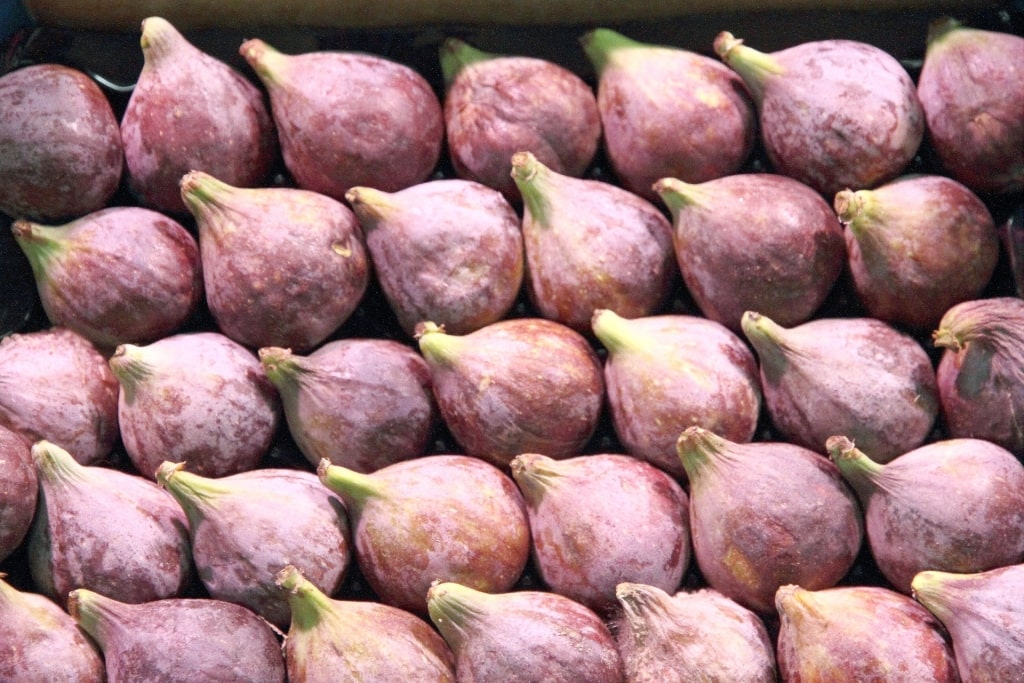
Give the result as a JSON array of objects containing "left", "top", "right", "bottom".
[
  {"left": 741, "top": 311, "right": 938, "bottom": 462},
  {"left": 0, "top": 425, "right": 35, "bottom": 563},
  {"left": 276, "top": 564, "right": 455, "bottom": 682},
  {"left": 427, "top": 581, "right": 624, "bottom": 683}
]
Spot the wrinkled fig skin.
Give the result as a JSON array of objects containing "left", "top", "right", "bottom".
[
  {"left": 181, "top": 170, "right": 369, "bottom": 351},
  {"left": 441, "top": 37, "right": 601, "bottom": 204},
  {"left": 0, "top": 327, "right": 119, "bottom": 465},
  {"left": 714, "top": 32, "right": 924, "bottom": 197},
  {"left": 836, "top": 175, "right": 999, "bottom": 330},
  {"left": 0, "top": 63, "right": 123, "bottom": 222},
  {"left": 656, "top": 173, "right": 845, "bottom": 332},
  {"left": 69, "top": 589, "right": 286, "bottom": 683},
  {"left": 0, "top": 426, "right": 35, "bottom": 563},
  {"left": 676, "top": 427, "right": 864, "bottom": 615},
  {"left": 427, "top": 582, "right": 625, "bottom": 683},
  {"left": 933, "top": 297, "right": 1024, "bottom": 456},
  {"left": 346, "top": 180, "right": 524, "bottom": 336},
  {"left": 276, "top": 564, "right": 456, "bottom": 683},
  {"left": 12, "top": 207, "right": 203, "bottom": 349},
  {"left": 581, "top": 28, "right": 756, "bottom": 202},
  {"left": 319, "top": 455, "right": 531, "bottom": 616},
  {"left": 917, "top": 19, "right": 1024, "bottom": 195},
  {"left": 260, "top": 340, "right": 436, "bottom": 472},
  {"left": 241, "top": 38, "right": 443, "bottom": 200},
  {"left": 510, "top": 453, "right": 690, "bottom": 613},
  {"left": 828, "top": 435, "right": 1024, "bottom": 595},
  {"left": 742, "top": 312, "right": 939, "bottom": 463},
  {"left": 121, "top": 17, "right": 276, "bottom": 214},
  {"left": 775, "top": 584, "right": 959, "bottom": 682},
  {"left": 416, "top": 318, "right": 605, "bottom": 466},
  {"left": 109, "top": 332, "right": 281, "bottom": 479},
  {"left": 612, "top": 583, "right": 777, "bottom": 683}
]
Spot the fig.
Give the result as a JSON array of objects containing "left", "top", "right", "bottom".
[
  {"left": 346, "top": 179, "right": 524, "bottom": 337},
  {"left": 0, "top": 63, "right": 123, "bottom": 222},
  {"left": 828, "top": 435, "right": 1024, "bottom": 594},
  {"left": 0, "top": 425, "right": 35, "bottom": 563},
  {"left": 260, "top": 340, "right": 436, "bottom": 472},
  {"left": 714, "top": 32, "right": 924, "bottom": 197},
  {"left": 415, "top": 318, "right": 604, "bottom": 467},
  {"left": 276, "top": 564, "right": 456, "bottom": 682},
  {"left": 440, "top": 37, "right": 601, "bottom": 204},
  {"left": 120, "top": 16, "right": 276, "bottom": 214},
  {"left": 318, "top": 454, "right": 530, "bottom": 615},
  {"left": 580, "top": 28, "right": 756, "bottom": 202},
  {"left": 741, "top": 311, "right": 939, "bottom": 462},
  {"left": 655, "top": 173, "right": 845, "bottom": 332},
  {"left": 11, "top": 206, "right": 203, "bottom": 349},
  {"left": 241, "top": 38, "right": 443, "bottom": 200},
  {"left": 181, "top": 170, "right": 369, "bottom": 351},
  {"left": 676, "top": 426, "right": 863, "bottom": 615},
  {"left": 426, "top": 581, "right": 624, "bottom": 683},
  {"left": 109, "top": 332, "right": 281, "bottom": 479},
  {"left": 509, "top": 452, "right": 690, "bottom": 613}
]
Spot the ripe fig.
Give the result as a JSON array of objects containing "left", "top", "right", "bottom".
[
  {"left": 0, "top": 425, "right": 35, "bottom": 563},
  {"left": 714, "top": 32, "right": 924, "bottom": 197},
  {"left": 181, "top": 170, "right": 369, "bottom": 351}
]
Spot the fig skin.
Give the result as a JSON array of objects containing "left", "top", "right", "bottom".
[
  {"left": 416, "top": 318, "right": 605, "bottom": 467},
  {"left": 440, "top": 37, "right": 601, "bottom": 205},
  {"left": 676, "top": 427, "right": 864, "bottom": 615},
  {"left": 714, "top": 32, "right": 924, "bottom": 197},
  {"left": 741, "top": 311, "right": 939, "bottom": 463},
  {"left": 181, "top": 170, "right": 369, "bottom": 352},
  {"left": 0, "top": 63, "right": 123, "bottom": 222},
  {"left": 346, "top": 179, "right": 524, "bottom": 337},
  {"left": 318, "top": 454, "right": 531, "bottom": 616},
  {"left": 241, "top": 38, "right": 443, "bottom": 200},
  {"left": 0, "top": 425, "right": 35, "bottom": 563},
  {"left": 427, "top": 581, "right": 625, "bottom": 683},
  {"left": 836, "top": 174, "right": 999, "bottom": 330},
  {"left": 260, "top": 340, "right": 436, "bottom": 472},
  {"left": 611, "top": 583, "right": 777, "bottom": 683},
  {"left": 510, "top": 452, "right": 691, "bottom": 613},
  {"left": 775, "top": 584, "right": 959, "bottom": 682},
  {"left": 11, "top": 207, "right": 203, "bottom": 350},
  {"left": 121, "top": 16, "right": 277, "bottom": 214},
  {"left": 828, "top": 435, "right": 1024, "bottom": 594},
  {"left": 580, "top": 28, "right": 756, "bottom": 203}
]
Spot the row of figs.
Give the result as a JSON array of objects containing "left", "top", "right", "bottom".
[{"left": 1, "top": 6, "right": 1023, "bottom": 682}]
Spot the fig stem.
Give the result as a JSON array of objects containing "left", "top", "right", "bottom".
[
  {"left": 67, "top": 588, "right": 116, "bottom": 649},
  {"left": 510, "top": 151, "right": 556, "bottom": 228},
  {"left": 439, "top": 37, "right": 495, "bottom": 87},
  {"left": 653, "top": 177, "right": 706, "bottom": 218},
  {"left": 239, "top": 38, "right": 288, "bottom": 87},
  {"left": 276, "top": 564, "right": 335, "bottom": 632},
  {"left": 579, "top": 28, "right": 643, "bottom": 75},
  {"left": 139, "top": 16, "right": 182, "bottom": 63},
  {"left": 344, "top": 186, "right": 394, "bottom": 227},
  {"left": 826, "top": 435, "right": 885, "bottom": 503},
  {"left": 10, "top": 220, "right": 65, "bottom": 274},
  {"left": 107, "top": 344, "right": 154, "bottom": 401},
  {"left": 712, "top": 31, "right": 780, "bottom": 103},
  {"left": 31, "top": 440, "right": 89, "bottom": 484},
  {"left": 416, "top": 322, "right": 464, "bottom": 367},
  {"left": 675, "top": 426, "right": 731, "bottom": 482},
  {"left": 591, "top": 309, "right": 648, "bottom": 355},
  {"left": 317, "top": 459, "right": 383, "bottom": 505},
  {"left": 910, "top": 570, "right": 956, "bottom": 621}
]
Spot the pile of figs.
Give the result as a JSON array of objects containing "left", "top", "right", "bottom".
[{"left": 1, "top": 5, "right": 1023, "bottom": 681}]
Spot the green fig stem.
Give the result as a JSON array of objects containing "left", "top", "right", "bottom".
[
  {"left": 155, "top": 461, "right": 232, "bottom": 522},
  {"left": 344, "top": 186, "right": 396, "bottom": 228},
  {"left": 826, "top": 435, "right": 885, "bottom": 503},
  {"left": 925, "top": 16, "right": 963, "bottom": 48},
  {"left": 179, "top": 170, "right": 239, "bottom": 218},
  {"left": 139, "top": 16, "right": 184, "bottom": 63},
  {"left": 910, "top": 570, "right": 956, "bottom": 622},
  {"left": 712, "top": 31, "right": 780, "bottom": 103},
  {"left": 276, "top": 564, "right": 337, "bottom": 632},
  {"left": 775, "top": 584, "right": 827, "bottom": 623},
  {"left": 10, "top": 220, "right": 67, "bottom": 276},
  {"left": 675, "top": 426, "right": 732, "bottom": 482},
  {"left": 591, "top": 309, "right": 649, "bottom": 355},
  {"left": 510, "top": 151, "right": 556, "bottom": 228},
  {"left": 67, "top": 588, "right": 119, "bottom": 649},
  {"left": 509, "top": 453, "right": 563, "bottom": 505},
  {"left": 31, "top": 440, "right": 89, "bottom": 485},
  {"left": 579, "top": 28, "right": 644, "bottom": 76},
  {"left": 933, "top": 299, "right": 1024, "bottom": 359},
  {"left": 108, "top": 344, "right": 154, "bottom": 402},
  {"left": 739, "top": 311, "right": 792, "bottom": 380},
  {"left": 439, "top": 37, "right": 496, "bottom": 88},
  {"left": 239, "top": 38, "right": 289, "bottom": 88},
  {"left": 426, "top": 581, "right": 488, "bottom": 648},
  {"left": 317, "top": 459, "right": 383, "bottom": 507},
  {"left": 653, "top": 177, "right": 706, "bottom": 219},
  {"left": 415, "top": 322, "right": 465, "bottom": 367},
  {"left": 259, "top": 346, "right": 306, "bottom": 390}
]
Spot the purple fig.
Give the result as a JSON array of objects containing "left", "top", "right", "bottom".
[
  {"left": 580, "top": 28, "right": 756, "bottom": 202},
  {"left": 676, "top": 427, "right": 863, "bottom": 615},
  {"left": 181, "top": 170, "right": 369, "bottom": 351},
  {"left": 346, "top": 179, "right": 524, "bottom": 336},
  {"left": 440, "top": 37, "right": 600, "bottom": 204},
  {"left": 0, "top": 425, "right": 35, "bottom": 563},
  {"left": 0, "top": 63, "right": 123, "bottom": 222},
  {"left": 775, "top": 584, "right": 958, "bottom": 682},
  {"left": 917, "top": 18, "right": 1024, "bottom": 195},
  {"left": 427, "top": 581, "right": 624, "bottom": 683},
  {"left": 109, "top": 332, "right": 281, "bottom": 479},
  {"left": 241, "top": 38, "right": 443, "bottom": 200},
  {"left": 592, "top": 310, "right": 761, "bottom": 478},
  {"left": 828, "top": 435, "right": 1024, "bottom": 594},
  {"left": 510, "top": 452, "right": 690, "bottom": 613},
  {"left": 655, "top": 173, "right": 845, "bottom": 332},
  {"left": 68, "top": 588, "right": 286, "bottom": 683},
  {"left": 512, "top": 151, "right": 676, "bottom": 332},
  {"left": 260, "top": 340, "right": 436, "bottom": 472},
  {"left": 11, "top": 207, "right": 203, "bottom": 349},
  {"left": 741, "top": 312, "right": 939, "bottom": 462},
  {"left": 415, "top": 318, "right": 604, "bottom": 467},
  {"left": 318, "top": 454, "right": 530, "bottom": 616},
  {"left": 276, "top": 564, "right": 455, "bottom": 682},
  {"left": 714, "top": 32, "right": 924, "bottom": 197},
  {"left": 611, "top": 583, "right": 777, "bottom": 683},
  {"left": 120, "top": 16, "right": 276, "bottom": 214}
]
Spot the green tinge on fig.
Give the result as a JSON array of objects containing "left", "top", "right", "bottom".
[
  {"left": 826, "top": 435, "right": 885, "bottom": 503},
  {"left": 910, "top": 570, "right": 956, "bottom": 622},
  {"left": 155, "top": 461, "right": 232, "bottom": 519},
  {"left": 739, "top": 311, "right": 790, "bottom": 373},
  {"left": 925, "top": 17, "right": 964, "bottom": 49},
  {"left": 509, "top": 453, "right": 563, "bottom": 503},
  {"left": 509, "top": 151, "right": 557, "bottom": 228},
  {"left": 317, "top": 459, "right": 383, "bottom": 507},
  {"left": 31, "top": 440, "right": 89, "bottom": 485},
  {"left": 775, "top": 584, "right": 827, "bottom": 623},
  {"left": 415, "top": 322, "right": 466, "bottom": 367},
  {"left": 67, "top": 588, "right": 117, "bottom": 649},
  {"left": 439, "top": 38, "right": 497, "bottom": 87},
  {"left": 11, "top": 220, "right": 67, "bottom": 275},
  {"left": 139, "top": 16, "right": 183, "bottom": 60},
  {"left": 258, "top": 346, "right": 305, "bottom": 389},
  {"left": 579, "top": 28, "right": 646, "bottom": 76},
  {"left": 179, "top": 170, "right": 238, "bottom": 216},
  {"left": 239, "top": 38, "right": 289, "bottom": 87},
  {"left": 591, "top": 309, "right": 649, "bottom": 355},
  {"left": 344, "top": 186, "right": 397, "bottom": 227},
  {"left": 675, "top": 426, "right": 731, "bottom": 481},
  {"left": 107, "top": 344, "right": 154, "bottom": 400},
  {"left": 426, "top": 582, "right": 488, "bottom": 642},
  {"left": 711, "top": 32, "right": 781, "bottom": 103},
  {"left": 276, "top": 564, "right": 335, "bottom": 632},
  {"left": 652, "top": 177, "right": 707, "bottom": 218}
]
